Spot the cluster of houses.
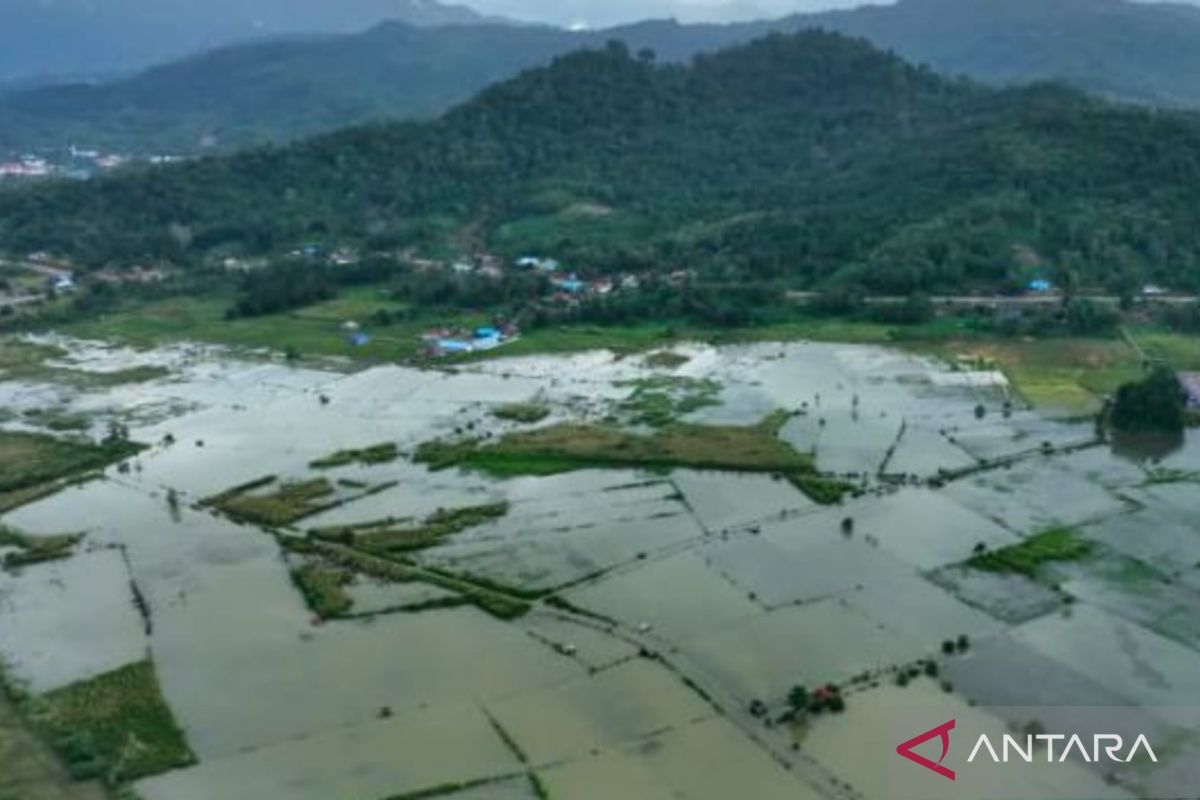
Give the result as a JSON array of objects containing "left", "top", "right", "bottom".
[
  {"left": 0, "top": 156, "right": 52, "bottom": 179},
  {"left": 421, "top": 323, "right": 520, "bottom": 357},
  {"left": 512, "top": 254, "right": 643, "bottom": 303},
  {"left": 0, "top": 147, "right": 182, "bottom": 182}
]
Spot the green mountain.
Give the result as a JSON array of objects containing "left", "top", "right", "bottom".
[
  {"left": 3, "top": 31, "right": 1200, "bottom": 296},
  {"left": 6, "top": 0, "right": 1200, "bottom": 156}
]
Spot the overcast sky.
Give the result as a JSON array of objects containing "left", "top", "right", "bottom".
[{"left": 463, "top": 0, "right": 880, "bottom": 28}]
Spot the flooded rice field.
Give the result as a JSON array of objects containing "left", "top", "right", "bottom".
[{"left": 1, "top": 335, "right": 1198, "bottom": 799}]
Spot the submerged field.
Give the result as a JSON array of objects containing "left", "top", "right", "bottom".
[
  {"left": 0, "top": 331, "right": 1198, "bottom": 799},
  {"left": 34, "top": 289, "right": 1190, "bottom": 414}
]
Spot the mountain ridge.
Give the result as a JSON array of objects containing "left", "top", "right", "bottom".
[{"left": 5, "top": 0, "right": 1200, "bottom": 156}]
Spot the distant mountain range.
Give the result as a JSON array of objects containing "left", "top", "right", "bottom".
[
  {"left": 4, "top": 0, "right": 1200, "bottom": 157},
  {"left": 4, "top": 30, "right": 1199, "bottom": 297},
  {"left": 0, "top": 0, "right": 510, "bottom": 83}
]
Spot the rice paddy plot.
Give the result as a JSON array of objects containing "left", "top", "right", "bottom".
[
  {"left": 520, "top": 612, "right": 637, "bottom": 671},
  {"left": 774, "top": 489, "right": 1020, "bottom": 570},
  {"left": 926, "top": 564, "right": 1065, "bottom": 623},
  {"left": 488, "top": 658, "right": 714, "bottom": 766},
  {"left": 780, "top": 409, "right": 902, "bottom": 476},
  {"left": 844, "top": 569, "right": 1003, "bottom": 648},
  {"left": 945, "top": 455, "right": 1132, "bottom": 534},
  {"left": 564, "top": 552, "right": 760, "bottom": 644},
  {"left": 1013, "top": 603, "right": 1200, "bottom": 728},
  {"left": 539, "top": 716, "right": 822, "bottom": 800},
  {"left": 442, "top": 474, "right": 683, "bottom": 545},
  {"left": 700, "top": 534, "right": 899, "bottom": 608},
  {"left": 884, "top": 424, "right": 978, "bottom": 478},
  {"left": 948, "top": 414, "right": 1093, "bottom": 463},
  {"left": 1059, "top": 556, "right": 1200, "bottom": 650},
  {"left": 135, "top": 702, "right": 523, "bottom": 800},
  {"left": 676, "top": 599, "right": 914, "bottom": 703},
  {"left": 419, "top": 512, "right": 705, "bottom": 592},
  {"left": 1080, "top": 503, "right": 1200, "bottom": 588},
  {"left": 0, "top": 548, "right": 148, "bottom": 693},
  {"left": 152, "top": 600, "right": 580, "bottom": 761},
  {"left": 670, "top": 469, "right": 814, "bottom": 531},
  {"left": 342, "top": 578, "right": 462, "bottom": 616},
  {"left": 942, "top": 633, "right": 1140, "bottom": 709}
]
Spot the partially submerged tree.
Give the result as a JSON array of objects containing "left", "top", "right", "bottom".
[{"left": 1110, "top": 366, "right": 1186, "bottom": 435}]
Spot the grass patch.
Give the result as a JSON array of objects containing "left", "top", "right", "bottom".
[
  {"left": 31, "top": 660, "right": 194, "bottom": 783},
  {"left": 786, "top": 473, "right": 858, "bottom": 505},
  {"left": 290, "top": 563, "right": 354, "bottom": 618},
  {"left": 931, "top": 338, "right": 1144, "bottom": 413},
  {"left": 0, "top": 525, "right": 84, "bottom": 569},
  {"left": 204, "top": 476, "right": 335, "bottom": 527},
  {"left": 53, "top": 290, "right": 439, "bottom": 363},
  {"left": 22, "top": 408, "right": 92, "bottom": 432},
  {"left": 416, "top": 410, "right": 811, "bottom": 479},
  {"left": 967, "top": 527, "right": 1094, "bottom": 577},
  {"left": 1127, "top": 326, "right": 1200, "bottom": 371},
  {"left": 0, "top": 431, "right": 142, "bottom": 513},
  {"left": 616, "top": 376, "right": 722, "bottom": 427},
  {"left": 309, "top": 442, "right": 399, "bottom": 469},
  {"left": 286, "top": 539, "right": 531, "bottom": 621},
  {"left": 311, "top": 502, "right": 509, "bottom": 554},
  {"left": 643, "top": 351, "right": 691, "bottom": 369},
  {"left": 0, "top": 337, "right": 167, "bottom": 388},
  {"left": 492, "top": 404, "right": 551, "bottom": 424}
]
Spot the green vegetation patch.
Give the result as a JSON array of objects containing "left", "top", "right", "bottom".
[
  {"left": 22, "top": 408, "right": 92, "bottom": 432},
  {"left": 311, "top": 502, "right": 509, "bottom": 554},
  {"left": 290, "top": 563, "right": 354, "bottom": 618},
  {"left": 643, "top": 351, "right": 691, "bottom": 369},
  {"left": 204, "top": 476, "right": 336, "bottom": 527},
  {"left": 416, "top": 410, "right": 812, "bottom": 480},
  {"left": 786, "top": 474, "right": 857, "bottom": 506},
  {"left": 616, "top": 376, "right": 722, "bottom": 427},
  {"left": 31, "top": 660, "right": 194, "bottom": 783},
  {"left": 492, "top": 404, "right": 551, "bottom": 424},
  {"left": 0, "top": 526, "right": 84, "bottom": 569},
  {"left": 289, "top": 539, "right": 531, "bottom": 621},
  {"left": 967, "top": 527, "right": 1094, "bottom": 577},
  {"left": 309, "top": 442, "right": 399, "bottom": 469},
  {"left": 0, "top": 338, "right": 168, "bottom": 389},
  {"left": 0, "top": 431, "right": 142, "bottom": 513}
]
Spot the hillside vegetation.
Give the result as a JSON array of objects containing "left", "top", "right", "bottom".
[{"left": 4, "top": 31, "right": 1200, "bottom": 298}]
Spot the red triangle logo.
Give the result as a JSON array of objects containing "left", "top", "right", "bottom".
[{"left": 896, "top": 719, "right": 957, "bottom": 781}]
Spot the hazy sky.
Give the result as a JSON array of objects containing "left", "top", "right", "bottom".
[{"left": 462, "top": 0, "right": 879, "bottom": 28}]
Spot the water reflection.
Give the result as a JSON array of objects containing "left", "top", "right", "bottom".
[{"left": 1110, "top": 428, "right": 1186, "bottom": 464}]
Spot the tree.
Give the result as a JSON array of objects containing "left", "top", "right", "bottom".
[
  {"left": 788, "top": 685, "right": 810, "bottom": 712},
  {"left": 1110, "top": 366, "right": 1186, "bottom": 434}
]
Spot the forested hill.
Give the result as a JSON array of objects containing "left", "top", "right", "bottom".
[
  {"left": 6, "top": 0, "right": 1200, "bottom": 155},
  {"left": 3, "top": 31, "right": 1200, "bottom": 295}
]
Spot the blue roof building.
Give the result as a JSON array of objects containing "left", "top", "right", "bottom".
[
  {"left": 437, "top": 339, "right": 474, "bottom": 354},
  {"left": 1028, "top": 279, "right": 1053, "bottom": 293}
]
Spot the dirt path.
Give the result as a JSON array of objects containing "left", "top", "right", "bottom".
[{"left": 0, "top": 690, "right": 109, "bottom": 800}]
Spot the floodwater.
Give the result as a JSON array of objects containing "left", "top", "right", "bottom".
[{"left": 1, "top": 334, "right": 1197, "bottom": 799}]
